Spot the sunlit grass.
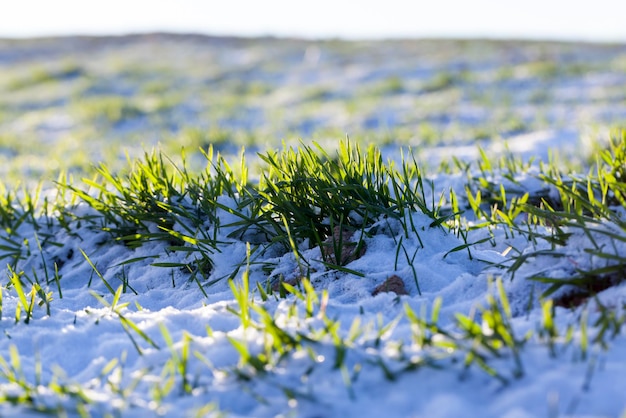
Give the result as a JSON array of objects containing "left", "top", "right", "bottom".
[
  {"left": 1, "top": 37, "right": 623, "bottom": 187},
  {"left": 0, "top": 131, "right": 625, "bottom": 415},
  {"left": 1, "top": 36, "right": 626, "bottom": 416}
]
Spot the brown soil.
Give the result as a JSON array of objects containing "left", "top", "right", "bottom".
[
  {"left": 320, "top": 226, "right": 366, "bottom": 265},
  {"left": 372, "top": 275, "right": 408, "bottom": 296}
]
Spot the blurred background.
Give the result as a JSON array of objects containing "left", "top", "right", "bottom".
[{"left": 1, "top": 1, "right": 626, "bottom": 183}]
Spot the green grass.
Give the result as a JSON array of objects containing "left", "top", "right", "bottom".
[
  {"left": 3, "top": 36, "right": 626, "bottom": 415},
  {"left": 2, "top": 130, "right": 626, "bottom": 415},
  {"left": 5, "top": 61, "right": 85, "bottom": 91},
  {"left": 1, "top": 38, "right": 622, "bottom": 187},
  {"left": 421, "top": 71, "right": 464, "bottom": 93},
  {"left": 3, "top": 130, "right": 626, "bottom": 297}
]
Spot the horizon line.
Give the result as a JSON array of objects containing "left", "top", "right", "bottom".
[{"left": 1, "top": 30, "right": 624, "bottom": 45}]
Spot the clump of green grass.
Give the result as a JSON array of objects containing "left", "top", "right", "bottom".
[
  {"left": 73, "top": 95, "right": 145, "bottom": 125},
  {"left": 60, "top": 147, "right": 249, "bottom": 286},
  {"left": 253, "top": 141, "right": 394, "bottom": 242},
  {"left": 370, "top": 76, "right": 405, "bottom": 96},
  {"left": 5, "top": 62, "right": 85, "bottom": 91},
  {"left": 227, "top": 139, "right": 457, "bottom": 270},
  {"left": 525, "top": 60, "right": 560, "bottom": 80},
  {"left": 66, "top": 152, "right": 190, "bottom": 248},
  {"left": 421, "top": 71, "right": 465, "bottom": 93},
  {"left": 501, "top": 129, "right": 626, "bottom": 300}
]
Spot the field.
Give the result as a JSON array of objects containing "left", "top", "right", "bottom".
[{"left": 1, "top": 34, "right": 626, "bottom": 417}]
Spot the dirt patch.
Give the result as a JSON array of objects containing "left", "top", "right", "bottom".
[
  {"left": 372, "top": 275, "right": 408, "bottom": 296},
  {"left": 320, "top": 226, "right": 366, "bottom": 266},
  {"left": 553, "top": 272, "right": 624, "bottom": 308}
]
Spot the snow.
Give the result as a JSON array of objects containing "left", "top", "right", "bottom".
[
  {"left": 2, "top": 144, "right": 626, "bottom": 417},
  {"left": 1, "top": 36, "right": 626, "bottom": 417},
  {"left": 420, "top": 128, "right": 593, "bottom": 168}
]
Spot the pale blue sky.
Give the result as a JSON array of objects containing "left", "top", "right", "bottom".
[{"left": 2, "top": 0, "right": 625, "bottom": 41}]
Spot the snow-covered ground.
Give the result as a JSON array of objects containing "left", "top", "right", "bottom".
[
  {"left": 1, "top": 135, "right": 626, "bottom": 417},
  {"left": 1, "top": 35, "right": 626, "bottom": 417},
  {"left": 1, "top": 35, "right": 626, "bottom": 182}
]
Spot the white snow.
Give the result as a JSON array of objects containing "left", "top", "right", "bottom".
[
  {"left": 2, "top": 141, "right": 626, "bottom": 417},
  {"left": 420, "top": 128, "right": 594, "bottom": 167}
]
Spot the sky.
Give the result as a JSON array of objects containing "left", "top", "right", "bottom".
[{"left": 1, "top": 0, "right": 625, "bottom": 42}]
